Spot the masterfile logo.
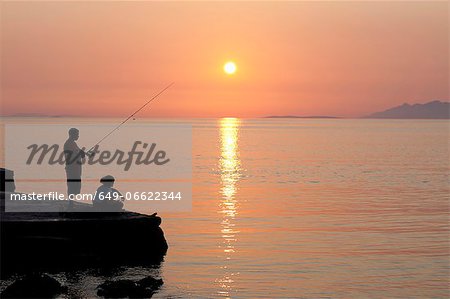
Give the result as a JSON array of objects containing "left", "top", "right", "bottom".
[{"left": 4, "top": 123, "right": 192, "bottom": 213}]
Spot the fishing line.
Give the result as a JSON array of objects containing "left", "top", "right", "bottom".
[{"left": 87, "top": 82, "right": 174, "bottom": 152}]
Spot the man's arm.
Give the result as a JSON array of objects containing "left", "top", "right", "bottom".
[{"left": 111, "top": 188, "right": 124, "bottom": 201}]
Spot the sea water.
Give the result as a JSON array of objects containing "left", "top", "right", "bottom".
[{"left": 0, "top": 118, "right": 448, "bottom": 298}]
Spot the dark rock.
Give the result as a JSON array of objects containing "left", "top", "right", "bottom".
[
  {"left": 1, "top": 273, "right": 66, "bottom": 298},
  {"left": 1, "top": 201, "right": 168, "bottom": 274},
  {"left": 97, "top": 280, "right": 139, "bottom": 298},
  {"left": 137, "top": 276, "right": 164, "bottom": 290},
  {"left": 97, "top": 276, "right": 163, "bottom": 298}
]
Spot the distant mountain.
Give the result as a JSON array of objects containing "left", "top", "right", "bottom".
[
  {"left": 264, "top": 115, "right": 339, "bottom": 119},
  {"left": 365, "top": 100, "right": 450, "bottom": 119}
]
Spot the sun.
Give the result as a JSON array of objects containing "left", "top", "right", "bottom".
[{"left": 224, "top": 61, "right": 237, "bottom": 75}]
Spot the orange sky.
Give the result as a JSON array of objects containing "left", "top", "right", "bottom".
[{"left": 1, "top": 1, "right": 448, "bottom": 118}]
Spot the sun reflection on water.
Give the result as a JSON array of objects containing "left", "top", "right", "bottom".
[{"left": 216, "top": 118, "right": 242, "bottom": 297}]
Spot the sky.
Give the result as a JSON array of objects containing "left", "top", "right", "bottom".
[{"left": 1, "top": 1, "right": 448, "bottom": 118}]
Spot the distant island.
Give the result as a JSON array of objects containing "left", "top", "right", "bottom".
[
  {"left": 365, "top": 100, "right": 449, "bottom": 119},
  {"left": 5, "top": 113, "right": 78, "bottom": 118},
  {"left": 265, "top": 115, "right": 340, "bottom": 119}
]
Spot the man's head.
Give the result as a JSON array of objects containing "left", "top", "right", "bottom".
[
  {"left": 68, "top": 128, "right": 79, "bottom": 140},
  {"left": 100, "top": 175, "right": 115, "bottom": 187}
]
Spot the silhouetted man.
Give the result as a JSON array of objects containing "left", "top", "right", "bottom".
[
  {"left": 64, "top": 128, "right": 89, "bottom": 200},
  {"left": 93, "top": 175, "right": 124, "bottom": 212}
]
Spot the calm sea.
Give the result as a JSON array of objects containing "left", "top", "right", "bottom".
[{"left": 1, "top": 118, "right": 449, "bottom": 298}]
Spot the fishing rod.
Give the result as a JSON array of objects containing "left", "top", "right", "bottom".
[{"left": 87, "top": 82, "right": 174, "bottom": 153}]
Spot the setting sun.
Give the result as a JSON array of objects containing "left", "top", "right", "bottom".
[{"left": 224, "top": 61, "right": 237, "bottom": 75}]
